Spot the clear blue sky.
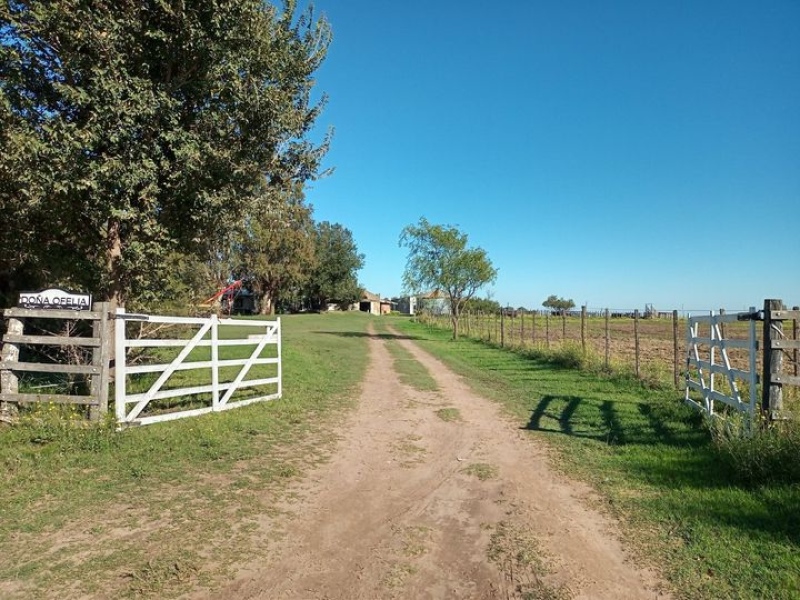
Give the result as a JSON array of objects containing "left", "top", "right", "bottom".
[{"left": 302, "top": 0, "right": 800, "bottom": 312}]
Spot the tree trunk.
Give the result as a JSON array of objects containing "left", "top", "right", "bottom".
[
  {"left": 105, "top": 217, "right": 123, "bottom": 311},
  {"left": 259, "top": 291, "right": 274, "bottom": 315}
]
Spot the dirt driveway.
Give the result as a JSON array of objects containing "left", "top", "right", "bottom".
[{"left": 197, "top": 325, "right": 670, "bottom": 600}]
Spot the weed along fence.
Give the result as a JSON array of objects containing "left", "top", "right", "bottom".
[
  {"left": 114, "top": 309, "right": 281, "bottom": 426},
  {"left": 0, "top": 304, "right": 281, "bottom": 426}
]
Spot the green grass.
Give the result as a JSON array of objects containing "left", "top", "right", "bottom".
[
  {"left": 463, "top": 462, "right": 498, "bottom": 481},
  {"left": 0, "top": 311, "right": 373, "bottom": 599},
  {"left": 392, "top": 318, "right": 800, "bottom": 600},
  {"left": 435, "top": 407, "right": 462, "bottom": 422},
  {"left": 384, "top": 340, "right": 438, "bottom": 392}
]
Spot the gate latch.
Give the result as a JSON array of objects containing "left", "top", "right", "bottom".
[{"left": 737, "top": 311, "right": 763, "bottom": 321}]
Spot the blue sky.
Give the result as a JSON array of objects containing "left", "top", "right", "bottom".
[{"left": 302, "top": 1, "right": 800, "bottom": 312}]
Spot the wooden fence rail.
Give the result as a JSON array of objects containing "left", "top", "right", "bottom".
[{"left": 0, "top": 303, "right": 111, "bottom": 421}]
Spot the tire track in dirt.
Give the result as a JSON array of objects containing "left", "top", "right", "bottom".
[{"left": 197, "top": 324, "right": 670, "bottom": 600}]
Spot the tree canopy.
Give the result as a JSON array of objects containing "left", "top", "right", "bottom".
[
  {"left": 399, "top": 217, "right": 496, "bottom": 339},
  {"left": 0, "top": 0, "right": 331, "bottom": 309},
  {"left": 542, "top": 295, "right": 575, "bottom": 315},
  {"left": 304, "top": 221, "right": 364, "bottom": 311}
]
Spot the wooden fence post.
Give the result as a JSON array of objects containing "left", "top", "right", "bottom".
[
  {"left": 520, "top": 312, "right": 525, "bottom": 347},
  {"left": 762, "top": 299, "right": 784, "bottom": 421},
  {"left": 0, "top": 315, "right": 23, "bottom": 422},
  {"left": 89, "top": 302, "right": 112, "bottom": 421},
  {"left": 793, "top": 306, "right": 799, "bottom": 378},
  {"left": 545, "top": 312, "right": 550, "bottom": 349},
  {"left": 532, "top": 311, "right": 536, "bottom": 346},
  {"left": 500, "top": 309, "right": 505, "bottom": 348},
  {"left": 604, "top": 308, "right": 610, "bottom": 369},
  {"left": 719, "top": 308, "right": 726, "bottom": 340},
  {"left": 634, "top": 309, "right": 641, "bottom": 378},
  {"left": 561, "top": 311, "right": 566, "bottom": 340},
  {"left": 672, "top": 309, "right": 679, "bottom": 389},
  {"left": 581, "top": 305, "right": 587, "bottom": 354}
]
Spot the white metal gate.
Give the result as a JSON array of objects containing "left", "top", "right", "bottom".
[
  {"left": 685, "top": 308, "right": 757, "bottom": 423},
  {"left": 115, "top": 309, "right": 281, "bottom": 426}
]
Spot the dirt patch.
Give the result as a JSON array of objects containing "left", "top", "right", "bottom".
[{"left": 194, "top": 324, "right": 670, "bottom": 600}]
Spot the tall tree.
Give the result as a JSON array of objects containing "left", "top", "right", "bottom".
[
  {"left": 305, "top": 221, "right": 364, "bottom": 310},
  {"left": 399, "top": 217, "right": 496, "bottom": 339},
  {"left": 0, "top": 0, "right": 331, "bottom": 309},
  {"left": 237, "top": 183, "right": 316, "bottom": 315}
]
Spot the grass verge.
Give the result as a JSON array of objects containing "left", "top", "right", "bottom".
[
  {"left": 0, "top": 312, "right": 372, "bottom": 599},
  {"left": 392, "top": 318, "right": 800, "bottom": 600}
]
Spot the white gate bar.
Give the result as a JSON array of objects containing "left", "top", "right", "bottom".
[
  {"left": 124, "top": 356, "right": 279, "bottom": 375},
  {"left": 211, "top": 313, "right": 220, "bottom": 410},
  {"left": 115, "top": 308, "right": 128, "bottom": 423},
  {"left": 135, "top": 406, "right": 214, "bottom": 426},
  {"left": 218, "top": 391, "right": 280, "bottom": 412}
]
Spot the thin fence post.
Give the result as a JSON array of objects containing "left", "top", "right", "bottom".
[
  {"left": 520, "top": 311, "right": 525, "bottom": 348},
  {"left": 500, "top": 309, "right": 505, "bottom": 348},
  {"left": 634, "top": 309, "right": 641, "bottom": 378},
  {"left": 546, "top": 312, "right": 550, "bottom": 349},
  {"left": 762, "top": 299, "right": 784, "bottom": 421},
  {"left": 793, "top": 306, "right": 799, "bottom": 378},
  {"left": 672, "top": 309, "right": 679, "bottom": 389},
  {"left": 532, "top": 311, "right": 536, "bottom": 346},
  {"left": 719, "top": 308, "right": 726, "bottom": 340},
  {"left": 0, "top": 315, "right": 23, "bottom": 422},
  {"left": 604, "top": 309, "right": 610, "bottom": 369},
  {"left": 562, "top": 311, "right": 566, "bottom": 341},
  {"left": 581, "top": 305, "right": 587, "bottom": 354}
]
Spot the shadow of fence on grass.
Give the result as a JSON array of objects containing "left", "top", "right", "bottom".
[{"left": 523, "top": 394, "right": 701, "bottom": 449}]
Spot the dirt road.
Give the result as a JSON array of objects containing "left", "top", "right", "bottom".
[{"left": 199, "top": 326, "right": 670, "bottom": 599}]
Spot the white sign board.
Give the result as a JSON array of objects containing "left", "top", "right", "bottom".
[{"left": 19, "top": 288, "right": 92, "bottom": 311}]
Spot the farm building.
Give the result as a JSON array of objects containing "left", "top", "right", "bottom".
[
  {"left": 359, "top": 290, "right": 381, "bottom": 315},
  {"left": 393, "top": 291, "right": 450, "bottom": 316}
]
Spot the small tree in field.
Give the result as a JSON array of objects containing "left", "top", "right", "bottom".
[
  {"left": 542, "top": 295, "right": 575, "bottom": 315},
  {"left": 399, "top": 218, "right": 496, "bottom": 339}
]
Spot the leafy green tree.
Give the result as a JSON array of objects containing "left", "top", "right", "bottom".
[
  {"left": 237, "top": 183, "right": 316, "bottom": 315},
  {"left": 305, "top": 222, "right": 364, "bottom": 310},
  {"left": 542, "top": 295, "right": 575, "bottom": 315},
  {"left": 399, "top": 217, "right": 497, "bottom": 339},
  {"left": 0, "top": 0, "right": 331, "bottom": 309}
]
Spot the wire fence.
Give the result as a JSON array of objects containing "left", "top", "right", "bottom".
[{"left": 417, "top": 305, "right": 800, "bottom": 395}]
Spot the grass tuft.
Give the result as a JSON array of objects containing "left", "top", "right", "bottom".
[{"left": 435, "top": 407, "right": 461, "bottom": 422}]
